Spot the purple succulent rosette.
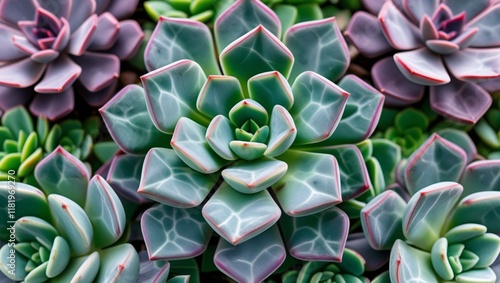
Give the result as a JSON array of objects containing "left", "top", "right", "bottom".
[
  {"left": 0, "top": 0, "right": 143, "bottom": 120},
  {"left": 345, "top": 0, "right": 499, "bottom": 124}
]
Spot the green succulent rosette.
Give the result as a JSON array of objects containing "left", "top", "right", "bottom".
[
  {"left": 0, "top": 107, "right": 98, "bottom": 186},
  {"left": 474, "top": 93, "right": 500, "bottom": 159},
  {"left": 0, "top": 147, "right": 139, "bottom": 282}
]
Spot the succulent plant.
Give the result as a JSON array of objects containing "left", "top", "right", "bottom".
[
  {"left": 474, "top": 92, "right": 500, "bottom": 159},
  {"left": 144, "top": 0, "right": 235, "bottom": 23},
  {"left": 0, "top": 106, "right": 99, "bottom": 186},
  {"left": 0, "top": 146, "right": 139, "bottom": 282},
  {"left": 345, "top": 0, "right": 500, "bottom": 124},
  {"left": 100, "top": 0, "right": 386, "bottom": 281},
  {"left": 266, "top": 249, "right": 369, "bottom": 283},
  {"left": 361, "top": 181, "right": 500, "bottom": 282},
  {"left": 139, "top": 251, "right": 198, "bottom": 283},
  {"left": 0, "top": 0, "right": 143, "bottom": 120}
]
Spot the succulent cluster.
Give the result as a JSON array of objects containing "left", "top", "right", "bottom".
[
  {"left": 346, "top": 0, "right": 500, "bottom": 124},
  {"left": 0, "top": 0, "right": 143, "bottom": 120},
  {"left": 0, "top": 147, "right": 139, "bottom": 282},
  {"left": 475, "top": 92, "right": 500, "bottom": 159}
]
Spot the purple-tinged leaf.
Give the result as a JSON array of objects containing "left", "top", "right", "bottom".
[
  {"left": 394, "top": 48, "right": 450, "bottom": 85},
  {"left": 38, "top": 0, "right": 71, "bottom": 19},
  {"left": 389, "top": 240, "right": 439, "bottom": 283},
  {"left": 107, "top": 154, "right": 150, "bottom": 204},
  {"left": 215, "top": 0, "right": 281, "bottom": 53},
  {"left": 346, "top": 233, "right": 390, "bottom": 271},
  {"left": 214, "top": 225, "right": 285, "bottom": 283},
  {"left": 106, "top": 0, "right": 139, "bottom": 20},
  {"left": 139, "top": 255, "right": 169, "bottom": 283},
  {"left": 0, "top": 24, "right": 29, "bottom": 61},
  {"left": 361, "top": 190, "right": 406, "bottom": 250},
  {"left": 460, "top": 160, "right": 500, "bottom": 197},
  {"left": 281, "top": 207, "right": 349, "bottom": 261},
  {"left": 404, "top": 134, "right": 467, "bottom": 195},
  {"left": 68, "top": 0, "right": 96, "bottom": 31},
  {"left": 430, "top": 79, "right": 492, "bottom": 124},
  {"left": 29, "top": 89, "right": 74, "bottom": 121},
  {"left": 220, "top": 25, "right": 294, "bottom": 91},
  {"left": 273, "top": 150, "right": 341, "bottom": 216},
  {"left": 403, "top": 0, "right": 439, "bottom": 23},
  {"left": 78, "top": 79, "right": 117, "bottom": 107},
  {"left": 141, "top": 60, "right": 208, "bottom": 134},
  {"left": 84, "top": 175, "right": 125, "bottom": 248},
  {"left": 344, "top": 12, "right": 394, "bottom": 58},
  {"left": 171, "top": 118, "right": 228, "bottom": 174},
  {"left": 0, "top": 0, "right": 36, "bottom": 26},
  {"left": 444, "top": 0, "right": 491, "bottom": 22},
  {"left": 426, "top": 39, "right": 459, "bottom": 54},
  {"left": 0, "top": 57, "right": 46, "bottom": 88},
  {"left": 197, "top": 76, "right": 244, "bottom": 119},
  {"left": 285, "top": 17, "right": 350, "bottom": 82},
  {"left": 202, "top": 182, "right": 280, "bottom": 245},
  {"left": 107, "top": 20, "right": 143, "bottom": 60},
  {"left": 89, "top": 12, "right": 120, "bottom": 50},
  {"left": 0, "top": 86, "right": 32, "bottom": 111},
  {"left": 467, "top": 4, "right": 500, "bottom": 47},
  {"left": 451, "top": 27, "right": 478, "bottom": 49},
  {"left": 403, "top": 182, "right": 463, "bottom": 251},
  {"left": 290, "top": 71, "right": 348, "bottom": 145},
  {"left": 12, "top": 35, "right": 38, "bottom": 55},
  {"left": 31, "top": 49, "right": 59, "bottom": 63},
  {"left": 53, "top": 18, "right": 71, "bottom": 51},
  {"left": 420, "top": 15, "right": 438, "bottom": 40},
  {"left": 48, "top": 194, "right": 93, "bottom": 256},
  {"left": 372, "top": 57, "right": 425, "bottom": 105},
  {"left": 139, "top": 148, "right": 216, "bottom": 208},
  {"left": 145, "top": 17, "right": 218, "bottom": 74},
  {"left": 445, "top": 49, "right": 500, "bottom": 82},
  {"left": 362, "top": 0, "right": 386, "bottom": 14},
  {"left": 68, "top": 14, "right": 98, "bottom": 56},
  {"left": 95, "top": 244, "right": 140, "bottom": 282},
  {"left": 34, "top": 55, "right": 81, "bottom": 93},
  {"left": 449, "top": 191, "right": 500, "bottom": 234},
  {"left": 379, "top": 2, "right": 422, "bottom": 50},
  {"left": 34, "top": 146, "right": 90, "bottom": 206},
  {"left": 142, "top": 205, "right": 212, "bottom": 260},
  {"left": 73, "top": 52, "right": 119, "bottom": 92},
  {"left": 100, "top": 85, "right": 170, "bottom": 154}
]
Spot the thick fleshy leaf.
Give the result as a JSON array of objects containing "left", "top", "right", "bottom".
[
  {"left": 281, "top": 207, "right": 349, "bottom": 261},
  {"left": 48, "top": 195, "right": 93, "bottom": 256},
  {"left": 285, "top": 17, "right": 349, "bottom": 82},
  {"left": 403, "top": 182, "right": 463, "bottom": 251},
  {"left": 144, "top": 17, "right": 219, "bottom": 75},
  {"left": 202, "top": 182, "right": 281, "bottom": 245},
  {"left": 197, "top": 75, "right": 244, "bottom": 119},
  {"left": 229, "top": 140, "right": 267, "bottom": 160},
  {"left": 214, "top": 225, "right": 285, "bottom": 283},
  {"left": 449, "top": 191, "right": 500, "bottom": 234},
  {"left": 394, "top": 48, "right": 450, "bottom": 85},
  {"left": 371, "top": 57, "right": 425, "bottom": 105},
  {"left": 445, "top": 49, "right": 500, "bottom": 82},
  {"left": 437, "top": 128, "right": 477, "bottom": 164},
  {"left": 220, "top": 25, "right": 294, "bottom": 92},
  {"left": 344, "top": 12, "right": 394, "bottom": 58},
  {"left": 68, "top": 15, "right": 98, "bottom": 56},
  {"left": 142, "top": 205, "right": 212, "bottom": 260},
  {"left": 273, "top": 150, "right": 341, "bottom": 216},
  {"left": 107, "top": 154, "right": 148, "bottom": 204},
  {"left": 264, "top": 105, "right": 296, "bottom": 157},
  {"left": 214, "top": 0, "right": 281, "bottom": 53},
  {"left": 34, "top": 146, "right": 90, "bottom": 207},
  {"left": 372, "top": 139, "right": 402, "bottom": 186},
  {"left": 100, "top": 84, "right": 170, "bottom": 154},
  {"left": 0, "top": 182, "right": 51, "bottom": 240},
  {"left": 248, "top": 71, "right": 293, "bottom": 112},
  {"left": 46, "top": 236, "right": 70, "bottom": 278},
  {"left": 0, "top": 24, "right": 29, "bottom": 61},
  {"left": 0, "top": 244, "right": 28, "bottom": 280},
  {"left": 106, "top": 0, "right": 139, "bottom": 19},
  {"left": 222, "top": 157, "right": 287, "bottom": 194},
  {"left": 1, "top": 106, "right": 33, "bottom": 138},
  {"left": 403, "top": 0, "right": 439, "bottom": 22},
  {"left": 29, "top": 89, "right": 75, "bottom": 121},
  {"left": 205, "top": 115, "right": 237, "bottom": 160},
  {"left": 0, "top": 86, "right": 32, "bottom": 111},
  {"left": 467, "top": 4, "right": 500, "bottom": 47},
  {"left": 379, "top": 2, "right": 422, "bottom": 50},
  {"left": 138, "top": 255, "right": 170, "bottom": 283},
  {"left": 107, "top": 20, "right": 143, "bottom": 60},
  {"left": 95, "top": 244, "right": 140, "bottom": 282},
  {"left": 290, "top": 71, "right": 349, "bottom": 145},
  {"left": 171, "top": 117, "right": 228, "bottom": 173},
  {"left": 34, "top": 55, "right": 81, "bottom": 93},
  {"left": 389, "top": 240, "right": 439, "bottom": 283},
  {"left": 430, "top": 79, "right": 492, "bottom": 124},
  {"left": 464, "top": 233, "right": 500, "bottom": 268},
  {"left": 346, "top": 233, "right": 390, "bottom": 271},
  {"left": 142, "top": 60, "right": 208, "bottom": 133},
  {"left": 139, "top": 148, "right": 216, "bottom": 208},
  {"left": 51, "top": 252, "right": 100, "bottom": 283},
  {"left": 72, "top": 52, "right": 119, "bottom": 92},
  {"left": 0, "top": 57, "right": 46, "bottom": 88},
  {"left": 361, "top": 190, "right": 406, "bottom": 250},
  {"left": 404, "top": 134, "right": 467, "bottom": 195},
  {"left": 455, "top": 268, "right": 497, "bottom": 283},
  {"left": 88, "top": 13, "right": 120, "bottom": 50},
  {"left": 460, "top": 161, "right": 500, "bottom": 197},
  {"left": 84, "top": 175, "right": 125, "bottom": 248},
  {"left": 314, "top": 145, "right": 370, "bottom": 200},
  {"left": 445, "top": 0, "right": 490, "bottom": 22},
  {"left": 14, "top": 217, "right": 57, "bottom": 249},
  {"left": 0, "top": 0, "right": 36, "bottom": 26},
  {"left": 426, "top": 39, "right": 459, "bottom": 54},
  {"left": 229, "top": 99, "right": 268, "bottom": 126},
  {"left": 324, "top": 75, "right": 384, "bottom": 145}
]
